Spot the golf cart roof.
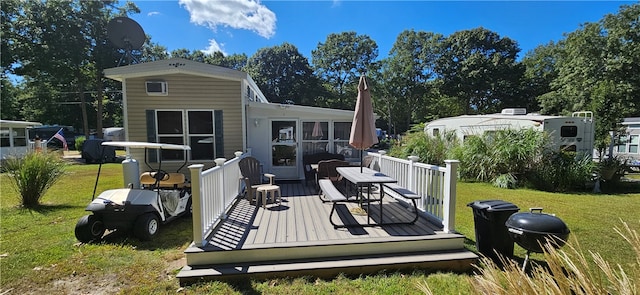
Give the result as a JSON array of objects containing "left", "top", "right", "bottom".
[{"left": 102, "top": 141, "right": 191, "bottom": 150}]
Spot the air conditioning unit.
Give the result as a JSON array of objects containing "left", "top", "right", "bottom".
[
  {"left": 145, "top": 81, "right": 168, "bottom": 96},
  {"left": 501, "top": 108, "right": 527, "bottom": 115}
]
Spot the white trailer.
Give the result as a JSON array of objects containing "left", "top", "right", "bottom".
[
  {"left": 0, "top": 119, "right": 43, "bottom": 160},
  {"left": 424, "top": 108, "right": 594, "bottom": 155}
]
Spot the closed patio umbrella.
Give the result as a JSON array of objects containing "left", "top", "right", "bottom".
[
  {"left": 312, "top": 121, "right": 324, "bottom": 139},
  {"left": 349, "top": 75, "right": 378, "bottom": 172}
]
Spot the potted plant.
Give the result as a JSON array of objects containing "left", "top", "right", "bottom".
[{"left": 599, "top": 156, "right": 626, "bottom": 181}]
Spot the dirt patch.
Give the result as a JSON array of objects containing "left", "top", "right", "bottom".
[{"left": 51, "top": 273, "right": 122, "bottom": 295}]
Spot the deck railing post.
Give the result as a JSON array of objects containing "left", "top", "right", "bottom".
[
  {"left": 234, "top": 151, "right": 244, "bottom": 196},
  {"left": 188, "top": 164, "right": 205, "bottom": 247},
  {"left": 407, "top": 155, "right": 419, "bottom": 192},
  {"left": 377, "top": 150, "right": 386, "bottom": 171},
  {"left": 214, "top": 158, "right": 227, "bottom": 220},
  {"left": 443, "top": 160, "right": 459, "bottom": 233}
]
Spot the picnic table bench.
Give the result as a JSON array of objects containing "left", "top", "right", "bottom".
[
  {"left": 320, "top": 177, "right": 422, "bottom": 228},
  {"left": 382, "top": 183, "right": 421, "bottom": 224},
  {"left": 318, "top": 179, "right": 350, "bottom": 229}
]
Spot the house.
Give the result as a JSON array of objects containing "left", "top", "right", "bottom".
[
  {"left": 613, "top": 117, "right": 640, "bottom": 161},
  {"left": 104, "top": 58, "right": 356, "bottom": 180},
  {"left": 0, "top": 119, "right": 42, "bottom": 160},
  {"left": 104, "top": 59, "right": 477, "bottom": 282},
  {"left": 424, "top": 108, "right": 595, "bottom": 155}
]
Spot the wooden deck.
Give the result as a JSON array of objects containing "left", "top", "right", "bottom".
[{"left": 177, "top": 181, "right": 477, "bottom": 284}]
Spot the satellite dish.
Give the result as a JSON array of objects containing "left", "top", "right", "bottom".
[
  {"left": 107, "top": 17, "right": 146, "bottom": 49},
  {"left": 107, "top": 17, "right": 146, "bottom": 65}
]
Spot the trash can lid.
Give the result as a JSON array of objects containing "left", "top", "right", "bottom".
[{"left": 467, "top": 200, "right": 520, "bottom": 212}]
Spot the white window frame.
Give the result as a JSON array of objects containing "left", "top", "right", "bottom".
[{"left": 154, "top": 109, "right": 217, "bottom": 162}]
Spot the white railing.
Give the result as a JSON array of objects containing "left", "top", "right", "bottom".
[
  {"left": 368, "top": 151, "right": 459, "bottom": 233},
  {"left": 188, "top": 151, "right": 243, "bottom": 247},
  {"left": 188, "top": 150, "right": 459, "bottom": 246}
]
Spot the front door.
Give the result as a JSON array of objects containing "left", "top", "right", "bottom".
[{"left": 270, "top": 120, "right": 299, "bottom": 179}]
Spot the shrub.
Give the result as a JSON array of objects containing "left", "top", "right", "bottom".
[
  {"left": 453, "top": 129, "right": 549, "bottom": 185},
  {"left": 75, "top": 135, "right": 86, "bottom": 151},
  {"left": 3, "top": 151, "right": 67, "bottom": 208},
  {"left": 526, "top": 151, "right": 595, "bottom": 192},
  {"left": 388, "top": 124, "right": 459, "bottom": 166}
]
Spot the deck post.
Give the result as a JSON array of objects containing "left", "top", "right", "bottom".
[
  {"left": 407, "top": 156, "right": 419, "bottom": 192},
  {"left": 377, "top": 150, "right": 386, "bottom": 171},
  {"left": 188, "top": 164, "right": 205, "bottom": 247},
  {"left": 214, "top": 158, "right": 227, "bottom": 220},
  {"left": 443, "top": 160, "right": 459, "bottom": 233},
  {"left": 234, "top": 151, "right": 244, "bottom": 195}
]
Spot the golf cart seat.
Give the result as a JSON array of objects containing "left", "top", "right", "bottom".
[{"left": 140, "top": 172, "right": 186, "bottom": 189}]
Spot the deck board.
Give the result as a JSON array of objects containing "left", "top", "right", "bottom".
[{"left": 206, "top": 181, "right": 443, "bottom": 250}]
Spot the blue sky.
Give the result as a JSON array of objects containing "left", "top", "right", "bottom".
[{"left": 131, "top": 1, "right": 632, "bottom": 61}]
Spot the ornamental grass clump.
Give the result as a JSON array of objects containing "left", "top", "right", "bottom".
[
  {"left": 469, "top": 221, "right": 639, "bottom": 295},
  {"left": 3, "top": 151, "right": 67, "bottom": 208},
  {"left": 418, "top": 221, "right": 639, "bottom": 294}
]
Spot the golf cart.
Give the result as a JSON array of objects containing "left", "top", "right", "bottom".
[{"left": 74, "top": 141, "right": 192, "bottom": 243}]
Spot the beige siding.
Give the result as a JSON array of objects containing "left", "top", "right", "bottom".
[{"left": 125, "top": 74, "right": 243, "bottom": 172}]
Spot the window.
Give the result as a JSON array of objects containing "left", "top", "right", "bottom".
[
  {"left": 0, "top": 128, "right": 10, "bottom": 147},
  {"left": 302, "top": 121, "right": 328, "bottom": 155},
  {"left": 1, "top": 127, "right": 27, "bottom": 147},
  {"left": 153, "top": 110, "right": 221, "bottom": 161},
  {"left": 156, "top": 111, "right": 184, "bottom": 161},
  {"left": 629, "top": 135, "right": 639, "bottom": 154},
  {"left": 616, "top": 135, "right": 628, "bottom": 153},
  {"left": 188, "top": 111, "right": 214, "bottom": 161},
  {"left": 560, "top": 126, "right": 578, "bottom": 137},
  {"left": 334, "top": 122, "right": 356, "bottom": 160},
  {"left": 432, "top": 128, "right": 439, "bottom": 136}
]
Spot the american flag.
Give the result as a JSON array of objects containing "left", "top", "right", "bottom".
[{"left": 51, "top": 128, "right": 68, "bottom": 150}]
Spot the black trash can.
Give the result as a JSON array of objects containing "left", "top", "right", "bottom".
[{"left": 467, "top": 200, "right": 520, "bottom": 262}]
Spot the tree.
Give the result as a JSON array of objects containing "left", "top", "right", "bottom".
[
  {"left": 541, "top": 3, "right": 640, "bottom": 154},
  {"left": 244, "top": 43, "right": 319, "bottom": 105},
  {"left": 381, "top": 30, "right": 443, "bottom": 133},
  {"left": 311, "top": 32, "right": 378, "bottom": 109},
  {"left": 170, "top": 48, "right": 206, "bottom": 62},
  {"left": 1, "top": 0, "right": 20, "bottom": 76},
  {"left": 204, "top": 51, "right": 248, "bottom": 70},
  {"left": 435, "top": 27, "right": 523, "bottom": 114},
  {"left": 0, "top": 78, "right": 20, "bottom": 120},
  {"left": 139, "top": 39, "right": 170, "bottom": 62},
  {"left": 521, "top": 41, "right": 562, "bottom": 113},
  {"left": 7, "top": 1, "right": 139, "bottom": 136}
]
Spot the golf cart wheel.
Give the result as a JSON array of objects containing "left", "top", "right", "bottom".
[
  {"left": 186, "top": 196, "right": 193, "bottom": 216},
  {"left": 134, "top": 213, "right": 160, "bottom": 241},
  {"left": 75, "top": 215, "right": 105, "bottom": 243}
]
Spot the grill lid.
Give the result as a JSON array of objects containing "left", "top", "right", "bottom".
[{"left": 505, "top": 208, "right": 570, "bottom": 235}]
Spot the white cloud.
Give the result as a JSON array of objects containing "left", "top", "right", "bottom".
[
  {"left": 178, "top": 0, "right": 276, "bottom": 39},
  {"left": 203, "top": 39, "right": 226, "bottom": 55},
  {"left": 147, "top": 11, "right": 161, "bottom": 17}
]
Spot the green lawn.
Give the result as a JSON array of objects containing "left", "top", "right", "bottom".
[{"left": 1, "top": 164, "right": 638, "bottom": 294}]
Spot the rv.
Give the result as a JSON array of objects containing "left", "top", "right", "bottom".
[
  {"left": 424, "top": 108, "right": 595, "bottom": 155},
  {"left": 103, "top": 127, "right": 125, "bottom": 141},
  {"left": 1, "top": 119, "right": 43, "bottom": 160},
  {"left": 612, "top": 117, "right": 640, "bottom": 161}
]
